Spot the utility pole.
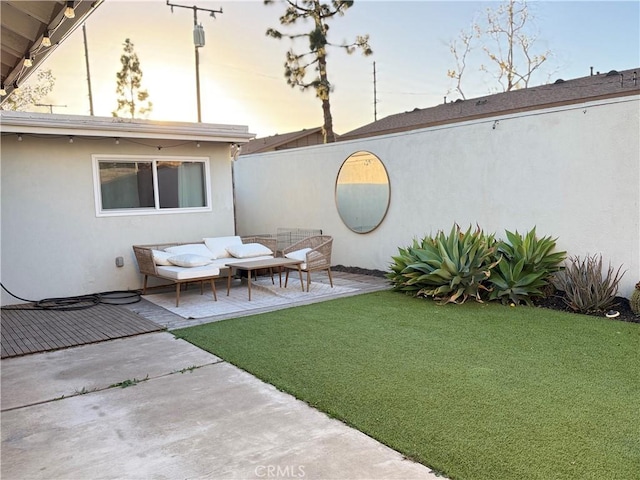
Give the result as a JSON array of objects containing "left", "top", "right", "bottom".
[
  {"left": 82, "top": 24, "right": 94, "bottom": 116},
  {"left": 166, "top": 1, "right": 222, "bottom": 123},
  {"left": 373, "top": 61, "right": 378, "bottom": 121}
]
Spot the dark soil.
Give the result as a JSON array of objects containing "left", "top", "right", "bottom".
[
  {"left": 333, "top": 264, "right": 387, "bottom": 278},
  {"left": 532, "top": 292, "right": 639, "bottom": 324},
  {"left": 333, "top": 265, "right": 640, "bottom": 324}
]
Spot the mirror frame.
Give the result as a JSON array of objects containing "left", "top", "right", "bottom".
[{"left": 335, "top": 151, "right": 390, "bottom": 234}]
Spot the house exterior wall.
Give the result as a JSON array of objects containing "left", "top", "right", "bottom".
[
  {"left": 234, "top": 97, "right": 640, "bottom": 298},
  {"left": 1, "top": 136, "right": 235, "bottom": 305}
]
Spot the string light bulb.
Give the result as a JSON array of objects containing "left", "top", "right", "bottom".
[
  {"left": 12, "top": 81, "right": 19, "bottom": 93},
  {"left": 196, "top": 141, "right": 201, "bottom": 148},
  {"left": 64, "top": 1, "right": 76, "bottom": 18},
  {"left": 24, "top": 53, "right": 33, "bottom": 68},
  {"left": 41, "top": 31, "right": 52, "bottom": 48},
  {"left": 115, "top": 137, "right": 120, "bottom": 145},
  {"left": 68, "top": 136, "right": 74, "bottom": 144},
  {"left": 17, "top": 134, "right": 23, "bottom": 142},
  {"left": 0, "top": 82, "right": 6, "bottom": 96}
]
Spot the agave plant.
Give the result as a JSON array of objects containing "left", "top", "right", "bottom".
[
  {"left": 488, "top": 258, "right": 548, "bottom": 306},
  {"left": 488, "top": 227, "right": 566, "bottom": 305},
  {"left": 554, "top": 254, "right": 625, "bottom": 313},
  {"left": 387, "top": 238, "right": 432, "bottom": 296},
  {"left": 388, "top": 224, "right": 499, "bottom": 304},
  {"left": 497, "top": 228, "right": 566, "bottom": 274}
]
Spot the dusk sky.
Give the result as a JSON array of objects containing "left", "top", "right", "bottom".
[{"left": 32, "top": 0, "right": 640, "bottom": 137}]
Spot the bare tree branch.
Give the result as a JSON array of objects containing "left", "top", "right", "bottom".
[{"left": 447, "top": 0, "right": 552, "bottom": 96}]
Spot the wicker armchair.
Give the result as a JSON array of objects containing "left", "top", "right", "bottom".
[{"left": 282, "top": 235, "right": 333, "bottom": 292}]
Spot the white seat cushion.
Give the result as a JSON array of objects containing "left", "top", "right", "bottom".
[
  {"left": 155, "top": 265, "right": 220, "bottom": 281},
  {"left": 285, "top": 248, "right": 312, "bottom": 262},
  {"left": 204, "top": 236, "right": 243, "bottom": 259}
]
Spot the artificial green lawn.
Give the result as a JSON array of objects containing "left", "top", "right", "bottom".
[{"left": 173, "top": 290, "right": 640, "bottom": 480}]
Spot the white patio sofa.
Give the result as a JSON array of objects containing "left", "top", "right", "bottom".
[{"left": 133, "top": 235, "right": 276, "bottom": 306}]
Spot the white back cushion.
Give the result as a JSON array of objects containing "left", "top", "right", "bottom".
[
  {"left": 152, "top": 250, "right": 173, "bottom": 266},
  {"left": 204, "top": 236, "right": 242, "bottom": 259}
]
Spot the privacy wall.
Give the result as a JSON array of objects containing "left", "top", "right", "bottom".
[{"left": 234, "top": 97, "right": 640, "bottom": 297}]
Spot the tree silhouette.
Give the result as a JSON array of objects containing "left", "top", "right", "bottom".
[
  {"left": 265, "top": 0, "right": 372, "bottom": 143},
  {"left": 112, "top": 38, "right": 152, "bottom": 118},
  {"left": 1, "top": 70, "right": 56, "bottom": 111},
  {"left": 447, "top": 0, "right": 553, "bottom": 100}
]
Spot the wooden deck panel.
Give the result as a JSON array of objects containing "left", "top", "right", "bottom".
[{"left": 1, "top": 304, "right": 164, "bottom": 359}]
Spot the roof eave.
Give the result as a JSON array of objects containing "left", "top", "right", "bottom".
[{"left": 0, "top": 111, "right": 256, "bottom": 143}]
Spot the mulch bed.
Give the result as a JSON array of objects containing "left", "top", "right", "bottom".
[
  {"left": 333, "top": 265, "right": 387, "bottom": 278},
  {"left": 333, "top": 265, "right": 639, "bottom": 324},
  {"left": 533, "top": 292, "right": 639, "bottom": 324}
]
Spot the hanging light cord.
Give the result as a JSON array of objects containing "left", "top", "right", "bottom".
[{"left": 1, "top": 283, "right": 141, "bottom": 311}]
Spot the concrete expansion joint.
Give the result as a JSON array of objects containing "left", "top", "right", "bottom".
[{"left": 1, "top": 359, "right": 225, "bottom": 414}]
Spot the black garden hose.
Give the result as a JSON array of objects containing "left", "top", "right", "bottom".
[{"left": 1, "top": 283, "right": 141, "bottom": 311}]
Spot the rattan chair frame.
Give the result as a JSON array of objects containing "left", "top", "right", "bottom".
[{"left": 282, "top": 235, "right": 333, "bottom": 292}]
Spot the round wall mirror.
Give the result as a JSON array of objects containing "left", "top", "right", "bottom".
[{"left": 335, "top": 151, "right": 390, "bottom": 233}]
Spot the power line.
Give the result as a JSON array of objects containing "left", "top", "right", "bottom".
[{"left": 35, "top": 103, "right": 67, "bottom": 113}]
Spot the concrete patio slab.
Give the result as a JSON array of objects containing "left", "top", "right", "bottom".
[
  {"left": 1, "top": 331, "right": 441, "bottom": 479},
  {"left": 1, "top": 332, "right": 219, "bottom": 411}
]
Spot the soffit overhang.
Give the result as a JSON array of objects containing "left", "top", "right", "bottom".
[
  {"left": 0, "top": 111, "right": 256, "bottom": 143},
  {"left": 1, "top": 0, "right": 103, "bottom": 104}
]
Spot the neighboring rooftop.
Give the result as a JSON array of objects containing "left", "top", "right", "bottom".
[
  {"left": 340, "top": 67, "right": 640, "bottom": 141},
  {"left": 240, "top": 127, "right": 327, "bottom": 155}
]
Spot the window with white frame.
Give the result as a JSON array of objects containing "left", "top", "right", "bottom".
[{"left": 93, "top": 155, "right": 211, "bottom": 216}]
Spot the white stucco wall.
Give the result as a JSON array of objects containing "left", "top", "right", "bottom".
[
  {"left": 1, "top": 136, "right": 236, "bottom": 305},
  {"left": 234, "top": 97, "right": 640, "bottom": 298}
]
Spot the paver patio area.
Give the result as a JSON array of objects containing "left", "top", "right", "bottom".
[{"left": 130, "top": 270, "right": 384, "bottom": 330}]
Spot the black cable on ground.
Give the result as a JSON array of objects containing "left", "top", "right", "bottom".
[
  {"left": 1, "top": 283, "right": 141, "bottom": 311},
  {"left": 97, "top": 291, "right": 142, "bottom": 306},
  {"left": 34, "top": 295, "right": 101, "bottom": 311}
]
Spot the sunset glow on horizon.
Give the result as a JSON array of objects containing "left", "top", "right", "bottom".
[{"left": 23, "top": 0, "right": 640, "bottom": 138}]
